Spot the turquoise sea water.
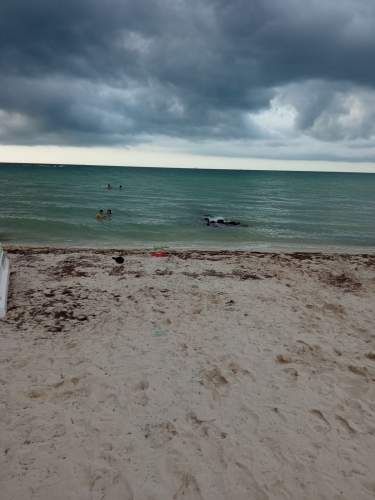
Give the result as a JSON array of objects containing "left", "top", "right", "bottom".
[{"left": 0, "top": 164, "right": 375, "bottom": 251}]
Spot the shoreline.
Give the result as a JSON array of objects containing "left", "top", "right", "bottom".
[{"left": 4, "top": 244, "right": 375, "bottom": 258}]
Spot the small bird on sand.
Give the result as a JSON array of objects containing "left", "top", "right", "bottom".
[{"left": 112, "top": 256, "right": 124, "bottom": 264}]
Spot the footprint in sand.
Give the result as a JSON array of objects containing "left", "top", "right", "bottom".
[
  {"left": 199, "top": 366, "right": 229, "bottom": 400},
  {"left": 348, "top": 365, "right": 369, "bottom": 378},
  {"left": 200, "top": 360, "right": 255, "bottom": 400},
  {"left": 309, "top": 409, "right": 331, "bottom": 432},
  {"left": 229, "top": 461, "right": 270, "bottom": 500},
  {"left": 225, "top": 359, "right": 256, "bottom": 382},
  {"left": 27, "top": 376, "right": 88, "bottom": 402},
  {"left": 335, "top": 415, "right": 357, "bottom": 434},
  {"left": 187, "top": 411, "right": 228, "bottom": 440},
  {"left": 165, "top": 451, "right": 204, "bottom": 500},
  {"left": 322, "top": 302, "right": 347, "bottom": 317},
  {"left": 173, "top": 471, "right": 204, "bottom": 500},
  {"left": 88, "top": 467, "right": 134, "bottom": 500},
  {"left": 133, "top": 379, "right": 149, "bottom": 406},
  {"left": 143, "top": 421, "right": 178, "bottom": 449}
]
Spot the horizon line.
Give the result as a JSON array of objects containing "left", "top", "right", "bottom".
[
  {"left": 1, "top": 145, "right": 375, "bottom": 173},
  {"left": 1, "top": 160, "right": 375, "bottom": 174}
]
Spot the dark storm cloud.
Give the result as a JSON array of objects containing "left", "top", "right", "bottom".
[{"left": 0, "top": 0, "right": 375, "bottom": 153}]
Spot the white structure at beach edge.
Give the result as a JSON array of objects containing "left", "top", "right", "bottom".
[{"left": 0, "top": 245, "right": 10, "bottom": 318}]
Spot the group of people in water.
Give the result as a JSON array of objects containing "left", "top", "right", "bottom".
[
  {"left": 96, "top": 183, "right": 123, "bottom": 219},
  {"left": 97, "top": 211, "right": 245, "bottom": 224},
  {"left": 98, "top": 184, "right": 245, "bottom": 226},
  {"left": 96, "top": 209, "right": 112, "bottom": 220}
]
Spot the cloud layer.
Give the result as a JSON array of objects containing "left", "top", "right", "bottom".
[{"left": 1, "top": 0, "right": 375, "bottom": 161}]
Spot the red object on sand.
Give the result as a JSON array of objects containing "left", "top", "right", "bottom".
[{"left": 150, "top": 250, "right": 168, "bottom": 257}]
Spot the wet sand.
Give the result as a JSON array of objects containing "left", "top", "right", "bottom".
[{"left": 1, "top": 247, "right": 375, "bottom": 500}]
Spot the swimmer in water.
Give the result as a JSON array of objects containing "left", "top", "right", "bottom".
[
  {"left": 106, "top": 183, "right": 112, "bottom": 190},
  {"left": 204, "top": 216, "right": 242, "bottom": 226},
  {"left": 96, "top": 209, "right": 105, "bottom": 220},
  {"left": 106, "top": 209, "right": 112, "bottom": 217}
]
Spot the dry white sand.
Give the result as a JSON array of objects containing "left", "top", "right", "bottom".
[{"left": 1, "top": 248, "right": 375, "bottom": 500}]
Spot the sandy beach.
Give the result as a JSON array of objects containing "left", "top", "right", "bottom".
[{"left": 1, "top": 247, "right": 375, "bottom": 500}]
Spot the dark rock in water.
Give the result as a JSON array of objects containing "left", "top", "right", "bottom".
[{"left": 112, "top": 256, "right": 124, "bottom": 264}]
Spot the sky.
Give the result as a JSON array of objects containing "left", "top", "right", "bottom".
[{"left": 1, "top": 0, "right": 375, "bottom": 172}]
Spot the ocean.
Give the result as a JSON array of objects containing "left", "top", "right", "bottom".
[{"left": 0, "top": 163, "right": 375, "bottom": 251}]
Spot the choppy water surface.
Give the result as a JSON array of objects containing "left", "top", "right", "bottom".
[{"left": 0, "top": 164, "right": 375, "bottom": 251}]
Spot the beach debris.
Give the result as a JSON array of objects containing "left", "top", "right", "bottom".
[
  {"left": 109, "top": 266, "right": 125, "bottom": 276},
  {"left": 54, "top": 308, "right": 72, "bottom": 320},
  {"left": 51, "top": 260, "right": 89, "bottom": 278},
  {"left": 202, "top": 269, "right": 227, "bottom": 278},
  {"left": 321, "top": 272, "right": 362, "bottom": 292},
  {"left": 366, "top": 352, "right": 375, "bottom": 361},
  {"left": 182, "top": 271, "right": 200, "bottom": 278},
  {"left": 276, "top": 354, "right": 292, "bottom": 364},
  {"left": 182, "top": 269, "right": 266, "bottom": 280},
  {"left": 153, "top": 328, "right": 167, "bottom": 337},
  {"left": 75, "top": 314, "right": 88, "bottom": 322},
  {"left": 49, "top": 324, "right": 64, "bottom": 333},
  {"left": 112, "top": 256, "right": 124, "bottom": 264},
  {"left": 150, "top": 250, "right": 168, "bottom": 257},
  {"left": 290, "top": 253, "right": 316, "bottom": 261},
  {"left": 154, "top": 268, "right": 173, "bottom": 276},
  {"left": 232, "top": 269, "right": 262, "bottom": 280}
]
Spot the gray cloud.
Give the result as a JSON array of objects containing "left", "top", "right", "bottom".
[{"left": 0, "top": 0, "right": 375, "bottom": 160}]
